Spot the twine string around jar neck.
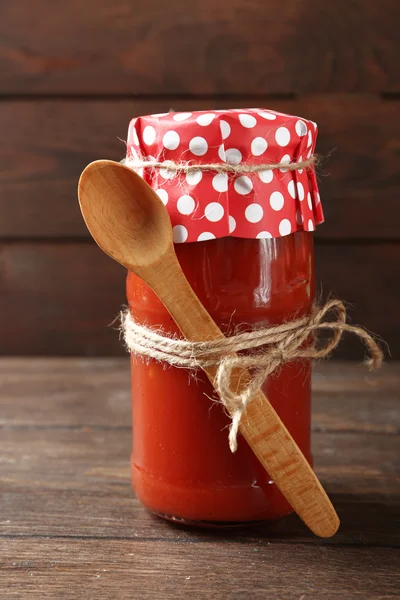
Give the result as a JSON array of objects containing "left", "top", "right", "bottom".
[
  {"left": 121, "top": 299, "right": 383, "bottom": 453},
  {"left": 122, "top": 154, "right": 317, "bottom": 176}
]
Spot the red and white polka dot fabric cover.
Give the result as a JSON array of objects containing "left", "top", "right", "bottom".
[{"left": 126, "top": 108, "right": 324, "bottom": 243}]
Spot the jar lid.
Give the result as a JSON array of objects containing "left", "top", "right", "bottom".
[{"left": 125, "top": 108, "right": 324, "bottom": 243}]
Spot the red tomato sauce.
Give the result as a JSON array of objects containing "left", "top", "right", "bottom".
[{"left": 127, "top": 232, "right": 314, "bottom": 524}]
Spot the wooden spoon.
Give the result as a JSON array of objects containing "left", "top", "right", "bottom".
[{"left": 78, "top": 159, "right": 339, "bottom": 538}]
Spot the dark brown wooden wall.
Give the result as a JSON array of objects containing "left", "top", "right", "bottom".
[{"left": 0, "top": 1, "right": 399, "bottom": 357}]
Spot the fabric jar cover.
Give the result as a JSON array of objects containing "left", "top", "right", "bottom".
[{"left": 125, "top": 108, "right": 324, "bottom": 243}]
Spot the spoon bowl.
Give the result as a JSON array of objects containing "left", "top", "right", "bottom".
[{"left": 78, "top": 160, "right": 173, "bottom": 275}]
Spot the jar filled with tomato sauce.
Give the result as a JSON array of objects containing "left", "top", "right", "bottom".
[{"left": 125, "top": 108, "right": 323, "bottom": 526}]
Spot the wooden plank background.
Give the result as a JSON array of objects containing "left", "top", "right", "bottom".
[{"left": 0, "top": 0, "right": 399, "bottom": 357}]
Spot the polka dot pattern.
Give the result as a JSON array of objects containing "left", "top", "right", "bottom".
[
  {"left": 143, "top": 125, "right": 156, "bottom": 145},
  {"left": 245, "top": 204, "right": 263, "bottom": 223},
  {"left": 225, "top": 148, "right": 242, "bottom": 165},
  {"left": 212, "top": 173, "right": 228, "bottom": 193},
  {"left": 234, "top": 176, "right": 253, "bottom": 195},
  {"left": 205, "top": 202, "right": 224, "bottom": 222},
  {"left": 275, "top": 127, "right": 290, "bottom": 147},
  {"left": 126, "top": 108, "right": 323, "bottom": 242},
  {"left": 196, "top": 113, "right": 215, "bottom": 126},
  {"left": 197, "top": 231, "right": 216, "bottom": 241},
  {"left": 177, "top": 195, "right": 195, "bottom": 215},
  {"left": 251, "top": 137, "right": 268, "bottom": 156},
  {"left": 186, "top": 169, "right": 202, "bottom": 186},
  {"left": 189, "top": 136, "right": 208, "bottom": 156},
  {"left": 173, "top": 112, "right": 192, "bottom": 121},
  {"left": 270, "top": 191, "right": 284, "bottom": 211},
  {"left": 163, "top": 130, "right": 180, "bottom": 150}
]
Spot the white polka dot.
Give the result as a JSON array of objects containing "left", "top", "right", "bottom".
[
  {"left": 257, "top": 111, "right": 277, "bottom": 120},
  {"left": 177, "top": 195, "right": 195, "bottom": 215},
  {"left": 275, "top": 127, "right": 291, "bottom": 147},
  {"left": 218, "top": 145, "right": 226, "bottom": 161},
  {"left": 212, "top": 173, "right": 228, "bottom": 192},
  {"left": 238, "top": 113, "right": 257, "bottom": 128},
  {"left": 314, "top": 191, "right": 321, "bottom": 204},
  {"left": 308, "top": 219, "right": 315, "bottom": 232},
  {"left": 220, "top": 120, "right": 231, "bottom": 140},
  {"left": 225, "top": 148, "right": 242, "bottom": 165},
  {"left": 173, "top": 225, "right": 188, "bottom": 243},
  {"left": 258, "top": 169, "right": 273, "bottom": 184},
  {"left": 196, "top": 113, "right": 215, "bottom": 126},
  {"left": 298, "top": 156, "right": 304, "bottom": 174},
  {"left": 197, "top": 232, "right": 216, "bottom": 241},
  {"left": 295, "top": 120, "right": 307, "bottom": 137},
  {"left": 189, "top": 136, "right": 208, "bottom": 156},
  {"left": 307, "top": 130, "right": 313, "bottom": 148},
  {"left": 143, "top": 125, "right": 156, "bottom": 145},
  {"left": 229, "top": 215, "right": 236, "bottom": 233},
  {"left": 205, "top": 202, "right": 224, "bottom": 222},
  {"left": 297, "top": 182, "right": 305, "bottom": 201},
  {"left": 173, "top": 112, "right": 192, "bottom": 121},
  {"left": 159, "top": 160, "right": 176, "bottom": 180},
  {"left": 307, "top": 192, "right": 312, "bottom": 210},
  {"left": 245, "top": 203, "right": 263, "bottom": 223},
  {"left": 234, "top": 176, "right": 253, "bottom": 195},
  {"left": 279, "top": 154, "right": 291, "bottom": 172},
  {"left": 312, "top": 121, "right": 318, "bottom": 130},
  {"left": 270, "top": 191, "right": 284, "bottom": 211},
  {"left": 279, "top": 219, "right": 292, "bottom": 236},
  {"left": 288, "top": 180, "right": 297, "bottom": 199},
  {"left": 162, "top": 130, "right": 180, "bottom": 150},
  {"left": 307, "top": 148, "right": 313, "bottom": 159},
  {"left": 186, "top": 169, "right": 202, "bottom": 185},
  {"left": 256, "top": 231, "right": 272, "bottom": 239},
  {"left": 155, "top": 188, "right": 168, "bottom": 205},
  {"left": 251, "top": 137, "right": 268, "bottom": 156},
  {"left": 296, "top": 209, "right": 304, "bottom": 225},
  {"left": 151, "top": 112, "right": 169, "bottom": 117}
]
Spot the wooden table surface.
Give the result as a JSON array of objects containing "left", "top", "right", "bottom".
[{"left": 0, "top": 359, "right": 399, "bottom": 599}]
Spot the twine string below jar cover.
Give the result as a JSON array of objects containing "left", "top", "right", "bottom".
[
  {"left": 122, "top": 154, "right": 317, "bottom": 176},
  {"left": 121, "top": 299, "right": 383, "bottom": 453}
]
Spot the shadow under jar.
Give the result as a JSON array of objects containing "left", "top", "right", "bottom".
[{"left": 127, "top": 232, "right": 315, "bottom": 526}]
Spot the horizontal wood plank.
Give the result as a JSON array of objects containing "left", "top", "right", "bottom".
[
  {"left": 0, "top": 242, "right": 398, "bottom": 357},
  {"left": 0, "top": 96, "right": 399, "bottom": 239},
  {"left": 0, "top": 243, "right": 126, "bottom": 356},
  {"left": 0, "top": 359, "right": 398, "bottom": 549},
  {"left": 0, "top": 0, "right": 398, "bottom": 94},
  {"left": 0, "top": 359, "right": 399, "bottom": 597},
  {"left": 0, "top": 425, "right": 399, "bottom": 545},
  {"left": 1, "top": 539, "right": 398, "bottom": 600},
  {"left": 1, "top": 359, "right": 398, "bottom": 433}
]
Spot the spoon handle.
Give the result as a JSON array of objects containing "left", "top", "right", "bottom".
[{"left": 148, "top": 247, "right": 339, "bottom": 538}]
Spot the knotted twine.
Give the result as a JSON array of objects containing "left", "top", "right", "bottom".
[{"left": 121, "top": 299, "right": 383, "bottom": 452}]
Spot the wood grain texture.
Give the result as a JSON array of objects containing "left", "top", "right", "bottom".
[
  {"left": 0, "top": 359, "right": 399, "bottom": 598},
  {"left": 0, "top": 243, "right": 126, "bottom": 356},
  {"left": 0, "top": 96, "right": 399, "bottom": 239},
  {"left": 0, "top": 242, "right": 398, "bottom": 357},
  {"left": 0, "top": 540, "right": 399, "bottom": 600},
  {"left": 1, "top": 359, "right": 398, "bottom": 433},
  {"left": 1, "top": 539, "right": 399, "bottom": 600},
  {"left": 0, "top": 0, "right": 398, "bottom": 94}
]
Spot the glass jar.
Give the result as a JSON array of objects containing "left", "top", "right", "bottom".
[{"left": 127, "top": 231, "right": 314, "bottom": 525}]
